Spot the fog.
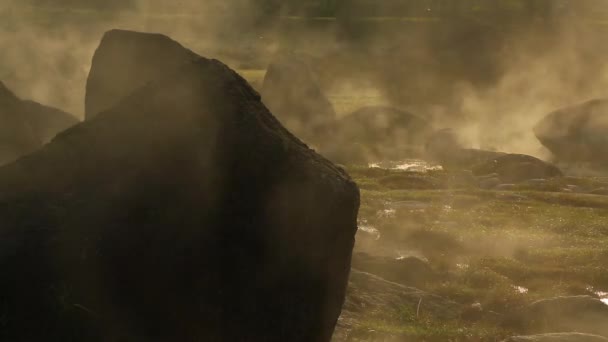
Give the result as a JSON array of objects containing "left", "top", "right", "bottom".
[
  {"left": 3, "top": 1, "right": 608, "bottom": 340},
  {"left": 4, "top": 0, "right": 605, "bottom": 158}
]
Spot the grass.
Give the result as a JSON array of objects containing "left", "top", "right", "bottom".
[{"left": 343, "top": 164, "right": 608, "bottom": 340}]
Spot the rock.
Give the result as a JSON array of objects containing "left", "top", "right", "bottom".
[
  {"left": 0, "top": 81, "right": 78, "bottom": 165},
  {"left": 261, "top": 52, "right": 336, "bottom": 146},
  {"left": 472, "top": 154, "right": 562, "bottom": 183},
  {"left": 351, "top": 253, "right": 437, "bottom": 287},
  {"left": 426, "top": 129, "right": 508, "bottom": 170},
  {"left": 523, "top": 296, "right": 608, "bottom": 336},
  {"left": 0, "top": 31, "right": 359, "bottom": 342},
  {"left": 534, "top": 99, "right": 608, "bottom": 163},
  {"left": 330, "top": 106, "right": 431, "bottom": 163},
  {"left": 85, "top": 29, "right": 200, "bottom": 120},
  {"left": 503, "top": 333, "right": 608, "bottom": 342},
  {"left": 21, "top": 100, "right": 79, "bottom": 143},
  {"left": 0, "top": 81, "right": 40, "bottom": 162}
]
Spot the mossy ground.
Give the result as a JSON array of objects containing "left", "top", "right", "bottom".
[{"left": 342, "top": 165, "right": 608, "bottom": 341}]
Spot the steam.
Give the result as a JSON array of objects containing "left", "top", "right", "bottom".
[
  {"left": 0, "top": 0, "right": 275, "bottom": 118},
  {"left": 3, "top": 1, "right": 608, "bottom": 155}
]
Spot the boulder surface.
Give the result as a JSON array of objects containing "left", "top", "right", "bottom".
[
  {"left": 0, "top": 81, "right": 78, "bottom": 165},
  {"left": 472, "top": 153, "right": 562, "bottom": 183},
  {"left": 0, "top": 31, "right": 359, "bottom": 342},
  {"left": 534, "top": 99, "right": 608, "bottom": 163},
  {"left": 85, "top": 29, "right": 199, "bottom": 120}
]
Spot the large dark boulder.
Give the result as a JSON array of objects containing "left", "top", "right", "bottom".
[
  {"left": 472, "top": 153, "right": 562, "bottom": 183},
  {"left": 0, "top": 31, "right": 359, "bottom": 342},
  {"left": 329, "top": 106, "right": 431, "bottom": 163},
  {"left": 534, "top": 99, "right": 608, "bottom": 163},
  {"left": 261, "top": 53, "right": 336, "bottom": 146},
  {"left": 0, "top": 81, "right": 78, "bottom": 165},
  {"left": 425, "top": 129, "right": 507, "bottom": 169},
  {"left": 85, "top": 29, "right": 199, "bottom": 120}
]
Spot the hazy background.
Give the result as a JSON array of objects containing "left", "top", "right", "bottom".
[{"left": 2, "top": 0, "right": 608, "bottom": 158}]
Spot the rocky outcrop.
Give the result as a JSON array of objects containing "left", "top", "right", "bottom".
[
  {"left": 261, "top": 53, "right": 336, "bottom": 146},
  {"left": 472, "top": 153, "right": 562, "bottom": 183},
  {"left": 0, "top": 81, "right": 78, "bottom": 165},
  {"left": 0, "top": 81, "right": 40, "bottom": 162},
  {"left": 425, "top": 129, "right": 512, "bottom": 170},
  {"left": 534, "top": 99, "right": 608, "bottom": 163},
  {"left": 85, "top": 29, "right": 199, "bottom": 120},
  {"left": 0, "top": 31, "right": 359, "bottom": 342},
  {"left": 21, "top": 100, "right": 79, "bottom": 143}
]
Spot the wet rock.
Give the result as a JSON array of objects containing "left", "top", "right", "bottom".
[
  {"left": 0, "top": 81, "right": 78, "bottom": 165},
  {"left": 0, "top": 31, "right": 359, "bottom": 342},
  {"left": 472, "top": 154, "right": 562, "bottom": 183},
  {"left": 428, "top": 134, "right": 509, "bottom": 171},
  {"left": 503, "top": 333, "right": 608, "bottom": 342},
  {"left": 351, "top": 252, "right": 437, "bottom": 287},
  {"left": 261, "top": 52, "right": 336, "bottom": 146},
  {"left": 523, "top": 296, "right": 608, "bottom": 336},
  {"left": 534, "top": 99, "right": 608, "bottom": 163},
  {"left": 85, "top": 29, "right": 199, "bottom": 120},
  {"left": 330, "top": 106, "right": 431, "bottom": 163}
]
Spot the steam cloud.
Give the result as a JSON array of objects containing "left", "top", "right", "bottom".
[{"left": 2, "top": 1, "right": 608, "bottom": 158}]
